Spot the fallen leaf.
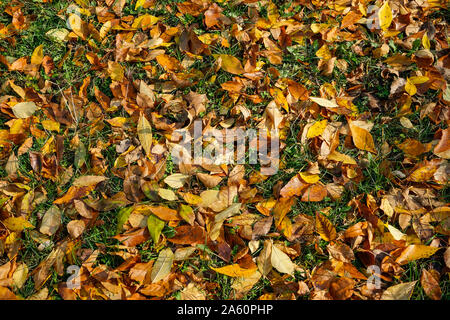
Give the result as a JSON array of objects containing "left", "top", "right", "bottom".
[
  {"left": 12, "top": 102, "right": 38, "bottom": 118},
  {"left": 381, "top": 281, "right": 417, "bottom": 300},
  {"left": 168, "top": 225, "right": 206, "bottom": 245},
  {"left": 316, "top": 212, "right": 337, "bottom": 242},
  {"left": 147, "top": 214, "right": 165, "bottom": 243},
  {"left": 420, "top": 269, "right": 441, "bottom": 300},
  {"left": 349, "top": 120, "right": 377, "bottom": 154},
  {"left": 270, "top": 242, "right": 295, "bottom": 275},
  {"left": 137, "top": 113, "right": 152, "bottom": 157},
  {"left": 72, "top": 175, "right": 107, "bottom": 187},
  {"left": 215, "top": 54, "right": 244, "bottom": 75},
  {"left": 395, "top": 245, "right": 440, "bottom": 265},
  {"left": 67, "top": 220, "right": 85, "bottom": 238},
  {"left": 211, "top": 264, "right": 257, "bottom": 278},
  {"left": 39, "top": 205, "right": 61, "bottom": 236},
  {"left": 164, "top": 173, "right": 189, "bottom": 189},
  {"left": 2, "top": 217, "right": 34, "bottom": 232},
  {"left": 301, "top": 184, "right": 327, "bottom": 202},
  {"left": 151, "top": 248, "right": 174, "bottom": 283},
  {"left": 378, "top": 1, "right": 393, "bottom": 31}
]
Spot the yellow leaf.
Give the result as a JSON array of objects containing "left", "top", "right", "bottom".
[
  {"left": 386, "top": 224, "right": 406, "bottom": 241},
  {"left": 108, "top": 61, "right": 124, "bottom": 82},
  {"left": 132, "top": 14, "right": 160, "bottom": 29},
  {"left": 41, "top": 135, "right": 55, "bottom": 156},
  {"left": 307, "top": 120, "right": 328, "bottom": 138},
  {"left": 215, "top": 54, "right": 244, "bottom": 75},
  {"left": 106, "top": 117, "right": 128, "bottom": 127},
  {"left": 41, "top": 120, "right": 60, "bottom": 132},
  {"left": 396, "top": 245, "right": 440, "bottom": 265},
  {"left": 315, "top": 212, "right": 336, "bottom": 242},
  {"left": 75, "top": 0, "right": 89, "bottom": 7},
  {"left": 270, "top": 243, "right": 295, "bottom": 275},
  {"left": 327, "top": 150, "right": 357, "bottom": 165},
  {"left": 378, "top": 1, "right": 393, "bottom": 31},
  {"left": 67, "top": 14, "right": 88, "bottom": 40},
  {"left": 272, "top": 88, "right": 289, "bottom": 112},
  {"left": 409, "top": 76, "right": 429, "bottom": 85},
  {"left": 405, "top": 79, "right": 417, "bottom": 96},
  {"left": 267, "top": 1, "right": 279, "bottom": 24},
  {"left": 12, "top": 263, "right": 28, "bottom": 289},
  {"left": 299, "top": 172, "right": 320, "bottom": 184},
  {"left": 182, "top": 193, "right": 203, "bottom": 205},
  {"left": 408, "top": 163, "right": 439, "bottom": 182},
  {"left": 73, "top": 175, "right": 107, "bottom": 187},
  {"left": 157, "top": 188, "right": 178, "bottom": 201},
  {"left": 46, "top": 28, "right": 69, "bottom": 42},
  {"left": 8, "top": 80, "right": 26, "bottom": 99},
  {"left": 311, "top": 23, "right": 329, "bottom": 33},
  {"left": 316, "top": 44, "right": 331, "bottom": 60},
  {"left": 381, "top": 281, "right": 417, "bottom": 300},
  {"left": 147, "top": 214, "right": 165, "bottom": 244},
  {"left": 151, "top": 248, "right": 174, "bottom": 283},
  {"left": 2, "top": 217, "right": 34, "bottom": 232},
  {"left": 31, "top": 45, "right": 44, "bottom": 65},
  {"left": 211, "top": 264, "right": 257, "bottom": 278},
  {"left": 380, "top": 198, "right": 394, "bottom": 217},
  {"left": 135, "top": 0, "right": 146, "bottom": 10},
  {"left": 422, "top": 33, "right": 431, "bottom": 50},
  {"left": 137, "top": 113, "right": 152, "bottom": 157},
  {"left": 310, "top": 97, "right": 338, "bottom": 109},
  {"left": 100, "top": 21, "right": 113, "bottom": 39}
]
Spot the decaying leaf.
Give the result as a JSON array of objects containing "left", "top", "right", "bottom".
[
  {"left": 381, "top": 281, "right": 417, "bottom": 300},
  {"left": 151, "top": 248, "right": 174, "bottom": 283}
]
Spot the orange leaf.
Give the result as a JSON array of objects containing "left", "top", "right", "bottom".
[
  {"left": 211, "top": 264, "right": 257, "bottom": 277},
  {"left": 301, "top": 184, "right": 327, "bottom": 202},
  {"left": 349, "top": 121, "right": 377, "bottom": 154},
  {"left": 167, "top": 225, "right": 206, "bottom": 245},
  {"left": 315, "top": 212, "right": 337, "bottom": 242},
  {"left": 149, "top": 206, "right": 181, "bottom": 221},
  {"left": 280, "top": 175, "right": 308, "bottom": 198}
]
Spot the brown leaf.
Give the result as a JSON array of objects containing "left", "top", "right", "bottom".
[
  {"left": 420, "top": 269, "right": 441, "bottom": 300},
  {"left": 326, "top": 242, "right": 355, "bottom": 263},
  {"left": 204, "top": 3, "right": 223, "bottom": 29},
  {"left": 252, "top": 216, "right": 273, "bottom": 240},
  {"left": 444, "top": 247, "right": 450, "bottom": 269},
  {"left": 167, "top": 225, "right": 206, "bottom": 245},
  {"left": 280, "top": 174, "right": 307, "bottom": 198},
  {"left": 114, "top": 228, "right": 149, "bottom": 247},
  {"left": 433, "top": 128, "right": 450, "bottom": 159},
  {"left": 67, "top": 220, "right": 86, "bottom": 238}
]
